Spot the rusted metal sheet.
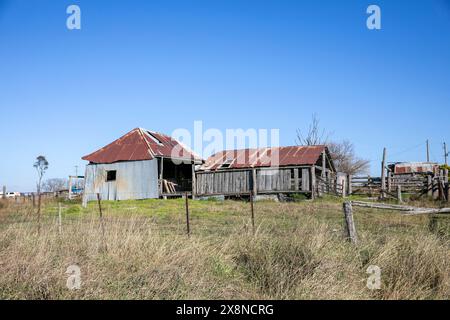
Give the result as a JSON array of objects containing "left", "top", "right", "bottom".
[
  {"left": 390, "top": 162, "right": 439, "bottom": 175},
  {"left": 82, "top": 128, "right": 202, "bottom": 164},
  {"left": 200, "top": 145, "right": 327, "bottom": 171}
]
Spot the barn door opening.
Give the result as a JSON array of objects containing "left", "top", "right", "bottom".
[{"left": 159, "top": 158, "right": 193, "bottom": 194}]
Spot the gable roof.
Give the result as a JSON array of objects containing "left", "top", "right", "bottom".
[
  {"left": 200, "top": 145, "right": 334, "bottom": 171},
  {"left": 82, "top": 128, "right": 203, "bottom": 164}
]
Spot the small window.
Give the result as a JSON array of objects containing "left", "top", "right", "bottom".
[{"left": 106, "top": 170, "right": 117, "bottom": 182}]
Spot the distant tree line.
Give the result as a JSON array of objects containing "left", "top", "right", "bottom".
[{"left": 41, "top": 178, "right": 69, "bottom": 192}]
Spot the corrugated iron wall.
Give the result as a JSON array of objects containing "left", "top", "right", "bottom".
[{"left": 82, "top": 159, "right": 158, "bottom": 205}]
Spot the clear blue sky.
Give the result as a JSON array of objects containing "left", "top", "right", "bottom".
[{"left": 1, "top": 0, "right": 449, "bottom": 191}]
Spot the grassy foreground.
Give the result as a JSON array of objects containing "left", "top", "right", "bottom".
[{"left": 0, "top": 197, "right": 449, "bottom": 300}]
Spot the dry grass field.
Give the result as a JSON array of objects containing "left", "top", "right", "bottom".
[{"left": 0, "top": 196, "right": 449, "bottom": 300}]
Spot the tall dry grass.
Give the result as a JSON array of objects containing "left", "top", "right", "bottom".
[{"left": 0, "top": 199, "right": 449, "bottom": 300}]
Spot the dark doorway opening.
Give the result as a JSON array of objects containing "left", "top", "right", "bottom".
[{"left": 159, "top": 158, "right": 193, "bottom": 193}]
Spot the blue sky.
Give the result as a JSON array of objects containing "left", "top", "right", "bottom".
[{"left": 1, "top": 0, "right": 449, "bottom": 191}]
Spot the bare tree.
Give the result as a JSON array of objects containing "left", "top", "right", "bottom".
[
  {"left": 328, "top": 140, "right": 370, "bottom": 175},
  {"left": 42, "top": 178, "right": 68, "bottom": 193},
  {"left": 34, "top": 155, "right": 48, "bottom": 233},
  {"left": 296, "top": 115, "right": 370, "bottom": 175},
  {"left": 296, "top": 113, "right": 331, "bottom": 146}
]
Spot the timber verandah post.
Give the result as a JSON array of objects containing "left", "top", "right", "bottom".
[
  {"left": 159, "top": 157, "right": 164, "bottom": 197},
  {"left": 321, "top": 150, "right": 326, "bottom": 195},
  {"left": 191, "top": 164, "right": 197, "bottom": 200},
  {"left": 310, "top": 165, "right": 316, "bottom": 200}
]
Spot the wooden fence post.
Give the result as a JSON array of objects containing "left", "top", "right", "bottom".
[
  {"left": 341, "top": 179, "right": 346, "bottom": 198},
  {"left": 432, "top": 176, "right": 439, "bottom": 200},
  {"left": 185, "top": 192, "right": 190, "bottom": 236},
  {"left": 347, "top": 175, "right": 352, "bottom": 196},
  {"left": 96, "top": 193, "right": 107, "bottom": 251},
  {"left": 2, "top": 186, "right": 5, "bottom": 199},
  {"left": 36, "top": 190, "right": 42, "bottom": 235},
  {"left": 380, "top": 147, "right": 387, "bottom": 199},
  {"left": 427, "top": 175, "right": 433, "bottom": 198},
  {"left": 387, "top": 170, "right": 392, "bottom": 193},
  {"left": 58, "top": 202, "right": 62, "bottom": 236},
  {"left": 68, "top": 176, "right": 73, "bottom": 200},
  {"left": 250, "top": 191, "right": 255, "bottom": 235},
  {"left": 343, "top": 201, "right": 358, "bottom": 244},
  {"left": 252, "top": 169, "right": 258, "bottom": 196},
  {"left": 439, "top": 179, "right": 446, "bottom": 202},
  {"left": 445, "top": 169, "right": 449, "bottom": 202},
  {"left": 397, "top": 185, "right": 403, "bottom": 203}
]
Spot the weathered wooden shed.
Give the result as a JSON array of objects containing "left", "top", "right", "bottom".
[
  {"left": 195, "top": 145, "right": 335, "bottom": 198},
  {"left": 81, "top": 128, "right": 202, "bottom": 205},
  {"left": 386, "top": 161, "right": 441, "bottom": 194}
]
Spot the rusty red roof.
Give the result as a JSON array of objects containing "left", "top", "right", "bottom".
[
  {"left": 200, "top": 145, "right": 331, "bottom": 171},
  {"left": 82, "top": 128, "right": 202, "bottom": 164},
  {"left": 389, "top": 162, "right": 439, "bottom": 175}
]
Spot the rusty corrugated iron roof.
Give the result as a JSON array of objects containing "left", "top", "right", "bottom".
[
  {"left": 82, "top": 128, "right": 203, "bottom": 164},
  {"left": 199, "top": 145, "right": 330, "bottom": 171},
  {"left": 389, "top": 162, "right": 439, "bottom": 175}
]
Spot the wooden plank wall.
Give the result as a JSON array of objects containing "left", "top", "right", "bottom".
[
  {"left": 195, "top": 167, "right": 311, "bottom": 196},
  {"left": 257, "top": 169, "right": 291, "bottom": 192},
  {"left": 195, "top": 170, "right": 251, "bottom": 195}
]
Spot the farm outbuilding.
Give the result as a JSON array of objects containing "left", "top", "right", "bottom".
[
  {"left": 195, "top": 145, "right": 336, "bottom": 198},
  {"left": 388, "top": 162, "right": 440, "bottom": 175},
  {"left": 385, "top": 161, "right": 442, "bottom": 195},
  {"left": 81, "top": 128, "right": 202, "bottom": 205}
]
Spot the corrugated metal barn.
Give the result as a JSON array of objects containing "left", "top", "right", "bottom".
[
  {"left": 195, "top": 145, "right": 335, "bottom": 198},
  {"left": 82, "top": 128, "right": 202, "bottom": 205}
]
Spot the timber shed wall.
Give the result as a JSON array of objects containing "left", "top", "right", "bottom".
[{"left": 195, "top": 167, "right": 312, "bottom": 196}]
